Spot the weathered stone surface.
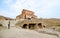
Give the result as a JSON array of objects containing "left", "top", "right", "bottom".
[
  {"left": 15, "top": 19, "right": 47, "bottom": 30},
  {"left": 16, "top": 9, "right": 37, "bottom": 20}
]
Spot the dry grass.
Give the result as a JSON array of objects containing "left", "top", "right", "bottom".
[{"left": 39, "top": 18, "right": 60, "bottom": 27}]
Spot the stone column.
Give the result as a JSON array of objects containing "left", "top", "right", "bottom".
[
  {"left": 26, "top": 24, "right": 29, "bottom": 29},
  {"left": 35, "top": 23, "right": 39, "bottom": 30}
]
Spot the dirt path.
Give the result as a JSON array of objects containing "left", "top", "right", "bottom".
[
  {"left": 36, "top": 28, "right": 60, "bottom": 38},
  {"left": 0, "top": 27, "right": 58, "bottom": 38}
]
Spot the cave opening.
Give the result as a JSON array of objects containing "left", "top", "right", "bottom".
[
  {"left": 38, "top": 23, "right": 42, "bottom": 28},
  {"left": 22, "top": 24, "right": 27, "bottom": 29},
  {"left": 0, "top": 24, "right": 3, "bottom": 27},
  {"left": 29, "top": 23, "right": 36, "bottom": 29}
]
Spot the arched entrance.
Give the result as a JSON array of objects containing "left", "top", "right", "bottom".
[
  {"left": 22, "top": 24, "right": 27, "bottom": 29},
  {"left": 22, "top": 23, "right": 36, "bottom": 29},
  {"left": 29, "top": 23, "right": 36, "bottom": 29},
  {"left": 0, "top": 23, "right": 7, "bottom": 30},
  {"left": 0, "top": 23, "right": 3, "bottom": 27},
  {"left": 38, "top": 23, "right": 42, "bottom": 28}
]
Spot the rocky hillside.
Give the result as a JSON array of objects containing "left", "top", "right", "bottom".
[
  {"left": 0, "top": 16, "right": 14, "bottom": 20},
  {"left": 39, "top": 18, "right": 60, "bottom": 27}
]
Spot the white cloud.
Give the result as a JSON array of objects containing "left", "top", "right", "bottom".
[{"left": 0, "top": 0, "right": 60, "bottom": 18}]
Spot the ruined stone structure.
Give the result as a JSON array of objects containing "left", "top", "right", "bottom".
[
  {"left": 15, "top": 9, "right": 46, "bottom": 30},
  {"left": 16, "top": 19, "right": 46, "bottom": 30},
  {"left": 16, "top": 9, "right": 37, "bottom": 20},
  {"left": 0, "top": 9, "right": 47, "bottom": 30}
]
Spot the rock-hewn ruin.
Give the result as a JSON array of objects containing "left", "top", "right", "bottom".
[
  {"left": 15, "top": 9, "right": 46, "bottom": 30},
  {"left": 16, "top": 19, "right": 46, "bottom": 30},
  {"left": 16, "top": 9, "right": 37, "bottom": 20},
  {"left": 0, "top": 9, "right": 46, "bottom": 30}
]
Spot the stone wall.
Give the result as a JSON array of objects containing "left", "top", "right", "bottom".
[
  {"left": 0, "top": 20, "right": 9, "bottom": 29},
  {"left": 0, "top": 20, "right": 16, "bottom": 30}
]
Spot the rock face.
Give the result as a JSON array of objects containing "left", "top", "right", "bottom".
[
  {"left": 16, "top": 9, "right": 37, "bottom": 20},
  {"left": 16, "top": 19, "right": 46, "bottom": 30},
  {"left": 0, "top": 16, "right": 6, "bottom": 20},
  {"left": 0, "top": 16, "right": 15, "bottom": 30}
]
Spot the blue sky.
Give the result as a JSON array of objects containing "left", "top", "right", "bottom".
[{"left": 0, "top": 0, "right": 60, "bottom": 18}]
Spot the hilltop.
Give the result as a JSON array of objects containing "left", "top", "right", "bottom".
[{"left": 0, "top": 16, "right": 14, "bottom": 20}]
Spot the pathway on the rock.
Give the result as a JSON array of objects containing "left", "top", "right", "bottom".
[{"left": 0, "top": 26, "right": 58, "bottom": 38}]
